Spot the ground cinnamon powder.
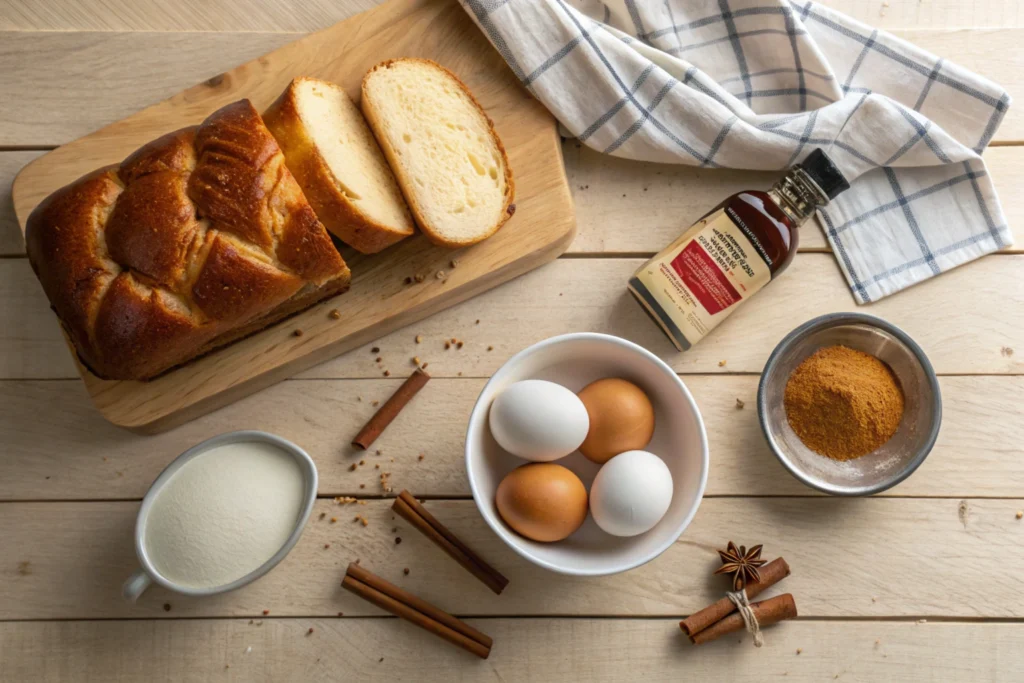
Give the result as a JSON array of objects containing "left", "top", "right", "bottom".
[{"left": 784, "top": 345, "right": 904, "bottom": 461}]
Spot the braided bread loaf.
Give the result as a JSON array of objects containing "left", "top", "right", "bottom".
[{"left": 26, "top": 100, "right": 351, "bottom": 381}]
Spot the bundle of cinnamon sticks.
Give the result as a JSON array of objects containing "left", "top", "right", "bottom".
[{"left": 680, "top": 557, "right": 797, "bottom": 645}]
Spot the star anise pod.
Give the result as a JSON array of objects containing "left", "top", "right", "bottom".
[{"left": 714, "top": 541, "right": 767, "bottom": 591}]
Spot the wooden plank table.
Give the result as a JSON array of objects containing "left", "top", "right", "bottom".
[{"left": 1, "top": 1, "right": 1021, "bottom": 679}]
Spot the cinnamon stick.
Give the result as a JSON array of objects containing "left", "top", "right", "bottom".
[
  {"left": 352, "top": 369, "right": 430, "bottom": 449},
  {"left": 689, "top": 594, "right": 797, "bottom": 645},
  {"left": 679, "top": 557, "right": 790, "bottom": 637},
  {"left": 342, "top": 563, "right": 491, "bottom": 659},
  {"left": 393, "top": 491, "right": 509, "bottom": 595}
]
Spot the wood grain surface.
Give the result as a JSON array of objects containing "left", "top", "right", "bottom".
[
  {"left": 4, "top": 498, "right": 1022, "bottom": 619},
  {"left": 1, "top": 619, "right": 1016, "bottom": 682},
  {"left": 10, "top": 0, "right": 576, "bottom": 431},
  {"left": 1, "top": 0, "right": 1022, "bottom": 680},
  {"left": 0, "top": 0, "right": 1018, "bottom": 32},
  {"left": 0, "top": 375, "right": 1017, "bottom": 500}
]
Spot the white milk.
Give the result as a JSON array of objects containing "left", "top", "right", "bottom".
[{"left": 144, "top": 441, "right": 306, "bottom": 589}]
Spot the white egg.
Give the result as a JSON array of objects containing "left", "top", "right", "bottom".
[
  {"left": 590, "top": 450, "right": 673, "bottom": 537},
  {"left": 488, "top": 380, "right": 590, "bottom": 462}
]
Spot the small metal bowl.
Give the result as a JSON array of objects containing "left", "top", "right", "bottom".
[{"left": 758, "top": 313, "right": 941, "bottom": 496}]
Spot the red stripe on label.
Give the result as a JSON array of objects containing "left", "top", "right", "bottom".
[{"left": 671, "top": 240, "right": 741, "bottom": 315}]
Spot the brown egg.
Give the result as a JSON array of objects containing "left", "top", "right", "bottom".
[
  {"left": 577, "top": 378, "right": 655, "bottom": 464},
  {"left": 495, "top": 463, "right": 588, "bottom": 542}
]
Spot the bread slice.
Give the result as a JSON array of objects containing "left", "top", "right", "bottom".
[
  {"left": 264, "top": 77, "right": 415, "bottom": 254},
  {"left": 361, "top": 59, "right": 514, "bottom": 248}
]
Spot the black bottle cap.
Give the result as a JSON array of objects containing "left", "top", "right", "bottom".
[{"left": 800, "top": 148, "right": 849, "bottom": 200}]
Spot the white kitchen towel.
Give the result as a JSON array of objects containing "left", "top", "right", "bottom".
[{"left": 460, "top": 0, "right": 1012, "bottom": 303}]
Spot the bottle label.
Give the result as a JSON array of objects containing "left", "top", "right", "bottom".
[{"left": 628, "top": 208, "right": 771, "bottom": 351}]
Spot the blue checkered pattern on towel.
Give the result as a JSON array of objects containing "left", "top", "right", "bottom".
[{"left": 461, "top": 0, "right": 1012, "bottom": 303}]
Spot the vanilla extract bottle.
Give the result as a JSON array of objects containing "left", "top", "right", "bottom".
[{"left": 628, "top": 148, "right": 849, "bottom": 351}]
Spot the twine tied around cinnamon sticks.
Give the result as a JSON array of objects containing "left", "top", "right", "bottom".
[
  {"left": 726, "top": 588, "right": 763, "bottom": 647},
  {"left": 680, "top": 557, "right": 797, "bottom": 646}
]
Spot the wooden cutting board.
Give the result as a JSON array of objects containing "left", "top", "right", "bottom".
[{"left": 11, "top": 0, "right": 574, "bottom": 433}]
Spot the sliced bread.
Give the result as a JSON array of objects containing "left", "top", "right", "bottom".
[
  {"left": 361, "top": 59, "right": 514, "bottom": 248},
  {"left": 264, "top": 77, "right": 415, "bottom": 254}
]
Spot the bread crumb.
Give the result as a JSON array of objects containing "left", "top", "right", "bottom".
[
  {"left": 337, "top": 611, "right": 344, "bottom": 617},
  {"left": 436, "top": 270, "right": 446, "bottom": 279},
  {"left": 414, "top": 273, "right": 425, "bottom": 283},
  {"left": 360, "top": 483, "right": 366, "bottom": 489},
  {"left": 329, "top": 309, "right": 341, "bottom": 320},
  {"left": 457, "top": 371, "right": 463, "bottom": 376},
  {"left": 404, "top": 276, "right": 413, "bottom": 285},
  {"left": 735, "top": 398, "right": 745, "bottom": 409},
  {"left": 330, "top": 517, "right": 337, "bottom": 523},
  {"left": 415, "top": 335, "right": 422, "bottom": 344},
  {"left": 395, "top": 537, "right": 402, "bottom": 545},
  {"left": 475, "top": 319, "right": 480, "bottom": 324},
  {"left": 293, "top": 329, "right": 303, "bottom": 337},
  {"left": 371, "top": 346, "right": 380, "bottom": 353},
  {"left": 487, "top": 345, "right": 494, "bottom": 351},
  {"left": 375, "top": 356, "right": 382, "bottom": 363},
  {"left": 163, "top": 603, "right": 171, "bottom": 612},
  {"left": 718, "top": 360, "right": 727, "bottom": 367},
  {"left": 457, "top": 341, "right": 464, "bottom": 349},
  {"left": 359, "top": 459, "right": 365, "bottom": 466},
  {"left": 349, "top": 463, "right": 357, "bottom": 471},
  {"left": 307, "top": 627, "right": 314, "bottom": 635},
  {"left": 319, "top": 512, "right": 326, "bottom": 520},
  {"left": 371, "top": 401, "right": 379, "bottom": 407},
  {"left": 421, "top": 362, "right": 428, "bottom": 369},
  {"left": 796, "top": 649, "right": 802, "bottom": 655},
  {"left": 1002, "top": 346, "right": 1014, "bottom": 357},
  {"left": 449, "top": 259, "right": 459, "bottom": 269},
  {"left": 445, "top": 341, "right": 451, "bottom": 350},
  {"left": 403, "top": 568, "right": 410, "bottom": 575},
  {"left": 376, "top": 449, "right": 382, "bottom": 455},
  {"left": 1017, "top": 511, "right": 1023, "bottom": 519},
  {"left": 263, "top": 609, "right": 270, "bottom": 616},
  {"left": 361, "top": 516, "right": 368, "bottom": 527},
  {"left": 383, "top": 370, "right": 391, "bottom": 377},
  {"left": 412, "top": 356, "right": 421, "bottom": 365},
  {"left": 324, "top": 543, "right": 330, "bottom": 549},
  {"left": 418, "top": 454, "right": 425, "bottom": 461}
]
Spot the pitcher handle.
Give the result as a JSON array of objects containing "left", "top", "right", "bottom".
[{"left": 122, "top": 569, "right": 152, "bottom": 603}]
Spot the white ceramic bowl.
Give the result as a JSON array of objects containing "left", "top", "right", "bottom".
[{"left": 465, "top": 333, "right": 708, "bottom": 576}]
